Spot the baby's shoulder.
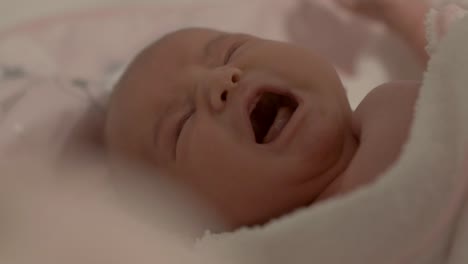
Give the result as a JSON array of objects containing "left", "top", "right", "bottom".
[
  {"left": 344, "top": 81, "right": 421, "bottom": 186},
  {"left": 353, "top": 80, "right": 421, "bottom": 137}
]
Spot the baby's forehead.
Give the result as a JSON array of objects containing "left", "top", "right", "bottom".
[
  {"left": 110, "top": 30, "right": 215, "bottom": 111},
  {"left": 113, "top": 28, "right": 239, "bottom": 112},
  {"left": 126, "top": 28, "right": 221, "bottom": 75},
  {"left": 152, "top": 28, "right": 222, "bottom": 53},
  {"left": 123, "top": 28, "right": 227, "bottom": 89}
]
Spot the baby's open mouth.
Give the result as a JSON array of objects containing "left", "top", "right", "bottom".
[{"left": 250, "top": 92, "right": 298, "bottom": 144}]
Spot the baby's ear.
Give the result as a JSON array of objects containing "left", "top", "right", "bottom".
[{"left": 427, "top": 3, "right": 468, "bottom": 54}]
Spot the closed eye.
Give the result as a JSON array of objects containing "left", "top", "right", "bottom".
[
  {"left": 174, "top": 109, "right": 195, "bottom": 158},
  {"left": 224, "top": 40, "right": 247, "bottom": 64}
]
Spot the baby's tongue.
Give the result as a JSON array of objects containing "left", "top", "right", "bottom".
[{"left": 263, "top": 107, "right": 293, "bottom": 144}]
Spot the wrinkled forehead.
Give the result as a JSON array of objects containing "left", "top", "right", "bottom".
[
  {"left": 116, "top": 28, "right": 220, "bottom": 97},
  {"left": 149, "top": 28, "right": 222, "bottom": 60},
  {"left": 161, "top": 28, "right": 222, "bottom": 45},
  {"left": 126, "top": 28, "right": 224, "bottom": 88}
]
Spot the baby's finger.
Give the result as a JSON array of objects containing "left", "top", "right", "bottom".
[
  {"left": 336, "top": 0, "right": 386, "bottom": 21},
  {"left": 336, "top": 0, "right": 358, "bottom": 9}
]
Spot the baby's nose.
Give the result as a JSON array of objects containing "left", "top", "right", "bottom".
[{"left": 206, "top": 66, "right": 242, "bottom": 112}]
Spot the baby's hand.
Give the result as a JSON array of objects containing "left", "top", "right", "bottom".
[
  {"left": 336, "top": 0, "right": 397, "bottom": 22},
  {"left": 337, "top": 0, "right": 429, "bottom": 28},
  {"left": 337, "top": 0, "right": 431, "bottom": 66},
  {"left": 427, "top": 3, "right": 468, "bottom": 54}
]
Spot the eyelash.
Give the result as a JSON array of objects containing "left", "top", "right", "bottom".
[
  {"left": 174, "top": 110, "right": 195, "bottom": 155},
  {"left": 224, "top": 41, "right": 246, "bottom": 64}
]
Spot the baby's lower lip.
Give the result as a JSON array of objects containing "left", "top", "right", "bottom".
[
  {"left": 247, "top": 89, "right": 299, "bottom": 145},
  {"left": 272, "top": 102, "right": 304, "bottom": 149},
  {"left": 263, "top": 106, "right": 294, "bottom": 144}
]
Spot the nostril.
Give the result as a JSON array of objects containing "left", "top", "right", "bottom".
[
  {"left": 221, "top": 90, "right": 228, "bottom": 101},
  {"left": 231, "top": 73, "right": 240, "bottom": 84}
]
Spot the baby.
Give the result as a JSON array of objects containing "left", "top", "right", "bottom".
[{"left": 105, "top": 0, "right": 428, "bottom": 230}]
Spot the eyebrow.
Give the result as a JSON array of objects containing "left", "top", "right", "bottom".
[{"left": 203, "top": 33, "right": 227, "bottom": 59}]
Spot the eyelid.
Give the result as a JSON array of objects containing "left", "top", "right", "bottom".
[
  {"left": 224, "top": 40, "right": 247, "bottom": 64},
  {"left": 174, "top": 109, "right": 195, "bottom": 159},
  {"left": 176, "top": 110, "right": 193, "bottom": 141}
]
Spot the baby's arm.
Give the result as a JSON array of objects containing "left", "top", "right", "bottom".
[
  {"left": 384, "top": 1, "right": 430, "bottom": 67},
  {"left": 344, "top": 81, "right": 420, "bottom": 194},
  {"left": 338, "top": 0, "right": 430, "bottom": 67}
]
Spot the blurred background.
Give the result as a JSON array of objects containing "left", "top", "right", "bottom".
[
  {"left": 0, "top": 0, "right": 226, "bottom": 29},
  {"left": 0, "top": 0, "right": 422, "bottom": 108}
]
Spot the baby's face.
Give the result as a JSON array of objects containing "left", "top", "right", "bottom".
[{"left": 107, "top": 28, "right": 354, "bottom": 228}]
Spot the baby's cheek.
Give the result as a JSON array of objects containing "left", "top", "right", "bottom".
[{"left": 180, "top": 125, "right": 222, "bottom": 171}]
